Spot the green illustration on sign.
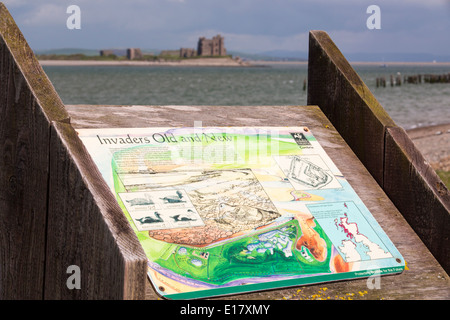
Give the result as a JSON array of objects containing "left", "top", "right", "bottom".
[{"left": 78, "top": 126, "right": 405, "bottom": 299}]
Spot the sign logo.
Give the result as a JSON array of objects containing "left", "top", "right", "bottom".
[{"left": 290, "top": 132, "right": 311, "bottom": 148}]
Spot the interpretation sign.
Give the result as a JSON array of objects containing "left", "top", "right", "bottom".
[{"left": 77, "top": 126, "right": 405, "bottom": 299}]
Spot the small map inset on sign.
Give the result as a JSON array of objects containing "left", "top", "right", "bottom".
[
  {"left": 307, "top": 201, "right": 393, "bottom": 262},
  {"left": 289, "top": 156, "right": 332, "bottom": 188},
  {"left": 275, "top": 155, "right": 342, "bottom": 190}
]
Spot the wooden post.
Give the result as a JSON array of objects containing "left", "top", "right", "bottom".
[
  {"left": 307, "top": 30, "right": 396, "bottom": 186},
  {"left": 0, "top": 3, "right": 69, "bottom": 299},
  {"left": 384, "top": 127, "right": 450, "bottom": 272},
  {"left": 0, "top": 3, "right": 148, "bottom": 299},
  {"left": 45, "top": 122, "right": 148, "bottom": 299},
  {"left": 307, "top": 30, "right": 450, "bottom": 273}
]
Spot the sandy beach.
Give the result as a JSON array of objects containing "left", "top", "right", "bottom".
[{"left": 407, "top": 123, "right": 450, "bottom": 172}]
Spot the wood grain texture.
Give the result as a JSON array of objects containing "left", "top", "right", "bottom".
[
  {"left": 307, "top": 30, "right": 396, "bottom": 186},
  {"left": 307, "top": 30, "right": 450, "bottom": 277},
  {"left": 45, "top": 122, "right": 148, "bottom": 299},
  {"left": 384, "top": 126, "right": 450, "bottom": 273},
  {"left": 0, "top": 3, "right": 68, "bottom": 299},
  {"left": 1, "top": 3, "right": 147, "bottom": 299},
  {"left": 66, "top": 104, "right": 449, "bottom": 300}
]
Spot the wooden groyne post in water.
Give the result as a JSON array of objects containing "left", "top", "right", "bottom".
[
  {"left": 424, "top": 73, "right": 450, "bottom": 83},
  {"left": 396, "top": 74, "right": 402, "bottom": 86},
  {"left": 1, "top": 3, "right": 449, "bottom": 300},
  {"left": 376, "top": 72, "right": 450, "bottom": 88},
  {"left": 308, "top": 30, "right": 450, "bottom": 273},
  {"left": 376, "top": 77, "right": 386, "bottom": 88}
]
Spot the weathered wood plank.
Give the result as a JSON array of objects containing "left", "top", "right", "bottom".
[
  {"left": 0, "top": 3, "right": 68, "bottom": 299},
  {"left": 45, "top": 122, "right": 148, "bottom": 299},
  {"left": 307, "top": 30, "right": 396, "bottom": 186},
  {"left": 66, "top": 104, "right": 450, "bottom": 300},
  {"left": 1, "top": 3, "right": 147, "bottom": 299},
  {"left": 384, "top": 126, "right": 450, "bottom": 272},
  {"left": 307, "top": 30, "right": 450, "bottom": 276}
]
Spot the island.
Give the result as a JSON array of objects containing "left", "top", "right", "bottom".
[{"left": 38, "top": 34, "right": 250, "bottom": 67}]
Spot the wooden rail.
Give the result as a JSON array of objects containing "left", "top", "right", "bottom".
[
  {"left": 0, "top": 3, "right": 147, "bottom": 299},
  {"left": 307, "top": 30, "right": 450, "bottom": 273}
]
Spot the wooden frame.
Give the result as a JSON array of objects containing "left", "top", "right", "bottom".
[{"left": 0, "top": 4, "right": 448, "bottom": 299}]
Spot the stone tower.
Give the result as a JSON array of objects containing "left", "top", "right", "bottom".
[
  {"left": 197, "top": 35, "right": 226, "bottom": 56},
  {"left": 126, "top": 48, "right": 143, "bottom": 60}
]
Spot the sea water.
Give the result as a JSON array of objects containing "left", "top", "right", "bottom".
[{"left": 43, "top": 63, "right": 450, "bottom": 130}]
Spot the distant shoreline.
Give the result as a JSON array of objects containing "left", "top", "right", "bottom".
[
  {"left": 39, "top": 59, "right": 450, "bottom": 67},
  {"left": 248, "top": 60, "right": 450, "bottom": 67},
  {"left": 39, "top": 57, "right": 250, "bottom": 67}
]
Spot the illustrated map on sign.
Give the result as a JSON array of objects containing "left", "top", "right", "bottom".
[{"left": 77, "top": 126, "right": 405, "bottom": 299}]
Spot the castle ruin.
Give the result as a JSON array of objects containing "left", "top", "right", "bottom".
[
  {"left": 197, "top": 35, "right": 226, "bottom": 57},
  {"left": 99, "top": 35, "right": 227, "bottom": 60},
  {"left": 126, "top": 48, "right": 143, "bottom": 60},
  {"left": 179, "top": 48, "right": 196, "bottom": 58},
  {"left": 100, "top": 49, "right": 114, "bottom": 57}
]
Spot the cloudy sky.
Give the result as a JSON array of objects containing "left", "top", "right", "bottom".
[{"left": 2, "top": 0, "right": 450, "bottom": 58}]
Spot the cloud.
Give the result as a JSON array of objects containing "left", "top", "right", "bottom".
[
  {"left": 218, "top": 32, "right": 309, "bottom": 53},
  {"left": 21, "top": 3, "right": 66, "bottom": 26},
  {"left": 2, "top": 0, "right": 449, "bottom": 54},
  {"left": 1, "top": 0, "right": 28, "bottom": 7}
]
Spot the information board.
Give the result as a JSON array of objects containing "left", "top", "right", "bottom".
[{"left": 77, "top": 126, "right": 405, "bottom": 299}]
